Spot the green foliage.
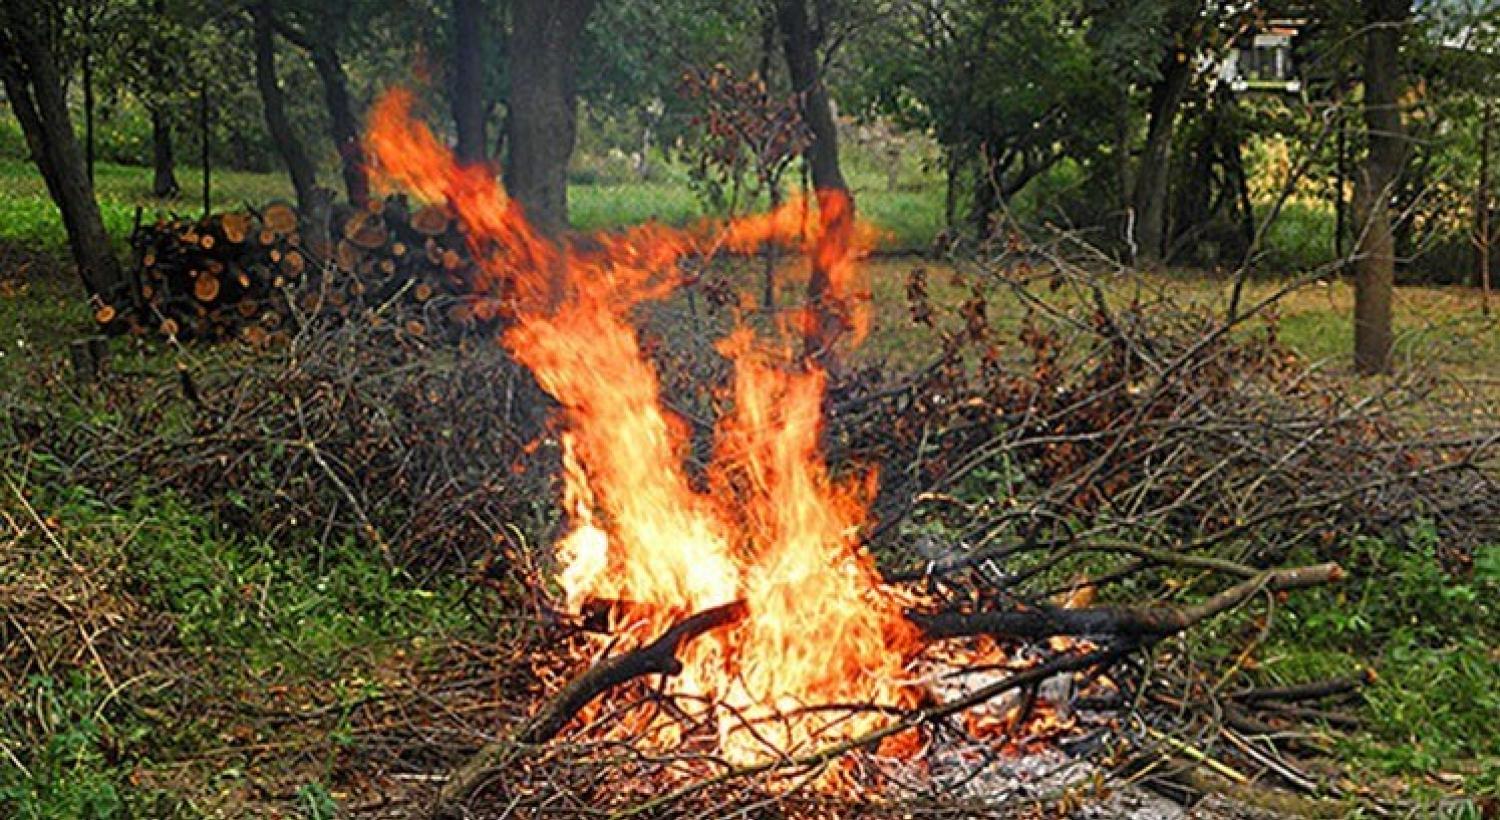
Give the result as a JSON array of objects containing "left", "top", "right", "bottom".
[
  {"left": 849, "top": 0, "right": 1121, "bottom": 227},
  {"left": 296, "top": 782, "right": 339, "bottom": 820},
  {"left": 0, "top": 675, "right": 125, "bottom": 820},
  {"left": 1266, "top": 524, "right": 1500, "bottom": 785},
  {"left": 116, "top": 493, "right": 473, "bottom": 678}
]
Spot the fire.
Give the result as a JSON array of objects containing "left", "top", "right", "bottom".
[{"left": 366, "top": 89, "right": 917, "bottom": 764}]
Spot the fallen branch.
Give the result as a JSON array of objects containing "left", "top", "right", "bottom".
[
  {"left": 907, "top": 563, "right": 1343, "bottom": 643},
  {"left": 1230, "top": 671, "right": 1374, "bottom": 705},
  {"left": 430, "top": 600, "right": 747, "bottom": 818}
]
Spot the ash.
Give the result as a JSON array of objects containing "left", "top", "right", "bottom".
[{"left": 865, "top": 657, "right": 1280, "bottom": 819}]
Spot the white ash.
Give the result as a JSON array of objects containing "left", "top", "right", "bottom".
[{"left": 870, "top": 656, "right": 1268, "bottom": 818}]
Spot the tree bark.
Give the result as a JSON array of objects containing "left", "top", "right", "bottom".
[
  {"left": 82, "top": 0, "right": 96, "bottom": 184},
  {"left": 774, "top": 0, "right": 847, "bottom": 194},
  {"left": 145, "top": 0, "right": 180, "bottom": 199},
  {"left": 451, "top": 0, "right": 487, "bottom": 165},
  {"left": 1477, "top": 100, "right": 1492, "bottom": 316},
  {"left": 503, "top": 0, "right": 594, "bottom": 236},
  {"left": 775, "top": 0, "right": 858, "bottom": 363},
  {"left": 1132, "top": 46, "right": 1193, "bottom": 267},
  {"left": 0, "top": 2, "right": 126, "bottom": 299},
  {"left": 1353, "top": 0, "right": 1409, "bottom": 375},
  {"left": 311, "top": 42, "right": 369, "bottom": 206},
  {"left": 150, "top": 107, "right": 181, "bottom": 198},
  {"left": 272, "top": 14, "right": 370, "bottom": 206},
  {"left": 251, "top": 1, "right": 319, "bottom": 212}
]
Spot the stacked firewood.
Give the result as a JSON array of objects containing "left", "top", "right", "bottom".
[{"left": 100, "top": 198, "right": 493, "bottom": 344}]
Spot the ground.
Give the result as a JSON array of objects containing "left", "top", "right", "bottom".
[{"left": 0, "top": 160, "right": 1496, "bottom": 818}]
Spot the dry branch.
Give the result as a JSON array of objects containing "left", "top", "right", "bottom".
[
  {"left": 907, "top": 563, "right": 1344, "bottom": 642},
  {"left": 430, "top": 600, "right": 748, "bottom": 818}
]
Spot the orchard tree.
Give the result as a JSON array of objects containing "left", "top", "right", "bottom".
[
  {"left": 0, "top": 0, "right": 127, "bottom": 299},
  {"left": 851, "top": 0, "right": 1117, "bottom": 235}
]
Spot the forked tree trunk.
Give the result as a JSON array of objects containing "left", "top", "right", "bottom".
[
  {"left": 451, "top": 0, "right": 488, "bottom": 165},
  {"left": 0, "top": 2, "right": 126, "bottom": 299},
  {"left": 272, "top": 14, "right": 370, "bottom": 206},
  {"left": 252, "top": 1, "right": 319, "bottom": 211},
  {"left": 1353, "top": 0, "right": 1409, "bottom": 375},
  {"left": 504, "top": 0, "right": 595, "bottom": 236}
]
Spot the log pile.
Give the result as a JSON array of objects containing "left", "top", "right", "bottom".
[{"left": 100, "top": 198, "right": 494, "bottom": 344}]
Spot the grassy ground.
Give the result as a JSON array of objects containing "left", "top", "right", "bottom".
[
  {"left": 1, "top": 158, "right": 1497, "bottom": 816},
  {"left": 0, "top": 154, "right": 944, "bottom": 259}
]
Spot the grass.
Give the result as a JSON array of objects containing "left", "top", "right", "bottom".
[
  {"left": 0, "top": 151, "right": 945, "bottom": 262},
  {"left": 0, "top": 460, "right": 482, "bottom": 819},
  {"left": 1258, "top": 522, "right": 1500, "bottom": 798},
  {"left": 2, "top": 153, "right": 1497, "bottom": 815}
]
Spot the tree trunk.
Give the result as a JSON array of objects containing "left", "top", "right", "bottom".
[
  {"left": 150, "top": 107, "right": 181, "bottom": 198},
  {"left": 0, "top": 3, "right": 126, "bottom": 299},
  {"left": 146, "top": 0, "right": 179, "bottom": 199},
  {"left": 451, "top": 0, "right": 487, "bottom": 165},
  {"left": 775, "top": 0, "right": 855, "bottom": 363},
  {"left": 1335, "top": 108, "right": 1348, "bottom": 259},
  {"left": 504, "top": 0, "right": 595, "bottom": 236},
  {"left": 251, "top": 1, "right": 319, "bottom": 212},
  {"left": 1477, "top": 100, "right": 1492, "bottom": 317},
  {"left": 1353, "top": 0, "right": 1409, "bottom": 375},
  {"left": 1132, "top": 47, "right": 1193, "bottom": 267},
  {"left": 774, "top": 0, "right": 847, "bottom": 194},
  {"left": 310, "top": 42, "right": 369, "bottom": 206},
  {"left": 82, "top": 0, "right": 95, "bottom": 184}
]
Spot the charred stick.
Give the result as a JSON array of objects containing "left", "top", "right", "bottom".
[
  {"left": 430, "top": 600, "right": 747, "bottom": 818},
  {"left": 517, "top": 600, "right": 746, "bottom": 745},
  {"left": 908, "top": 563, "right": 1343, "bottom": 643},
  {"left": 1230, "top": 671, "right": 1374, "bottom": 705}
]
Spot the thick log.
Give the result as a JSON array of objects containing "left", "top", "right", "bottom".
[
  {"left": 908, "top": 564, "right": 1343, "bottom": 643},
  {"left": 429, "top": 600, "right": 747, "bottom": 817}
]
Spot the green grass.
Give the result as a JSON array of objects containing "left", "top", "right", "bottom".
[
  {"left": 0, "top": 461, "right": 481, "bottom": 819},
  {"left": 1260, "top": 524, "right": 1500, "bottom": 796},
  {"left": 0, "top": 150, "right": 946, "bottom": 264},
  {"left": 0, "top": 157, "right": 297, "bottom": 259}
]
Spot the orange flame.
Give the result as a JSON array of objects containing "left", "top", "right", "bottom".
[{"left": 367, "top": 88, "right": 917, "bottom": 764}]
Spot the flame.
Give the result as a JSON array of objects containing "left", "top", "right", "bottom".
[{"left": 367, "top": 89, "right": 916, "bottom": 763}]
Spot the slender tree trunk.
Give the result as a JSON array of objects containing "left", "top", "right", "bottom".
[
  {"left": 504, "top": 0, "right": 595, "bottom": 236},
  {"left": 775, "top": 0, "right": 855, "bottom": 363},
  {"left": 1132, "top": 48, "right": 1193, "bottom": 267},
  {"left": 1353, "top": 0, "right": 1409, "bottom": 375},
  {"left": 310, "top": 42, "right": 369, "bottom": 206},
  {"left": 1335, "top": 107, "right": 1348, "bottom": 259},
  {"left": 200, "top": 79, "right": 212, "bottom": 215},
  {"left": 0, "top": 3, "right": 125, "bottom": 299},
  {"left": 774, "top": 0, "right": 847, "bottom": 193},
  {"left": 452, "top": 0, "right": 487, "bottom": 165},
  {"left": 1477, "top": 100, "right": 1492, "bottom": 316},
  {"left": 150, "top": 108, "right": 181, "bottom": 197},
  {"left": 251, "top": 1, "right": 318, "bottom": 211},
  {"left": 82, "top": 0, "right": 95, "bottom": 184},
  {"left": 146, "top": 0, "right": 179, "bottom": 199}
]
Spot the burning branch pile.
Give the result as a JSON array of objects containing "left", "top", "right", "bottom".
[
  {"left": 9, "top": 88, "right": 1493, "bottom": 819},
  {"left": 348, "top": 89, "right": 1486, "bottom": 817}
]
